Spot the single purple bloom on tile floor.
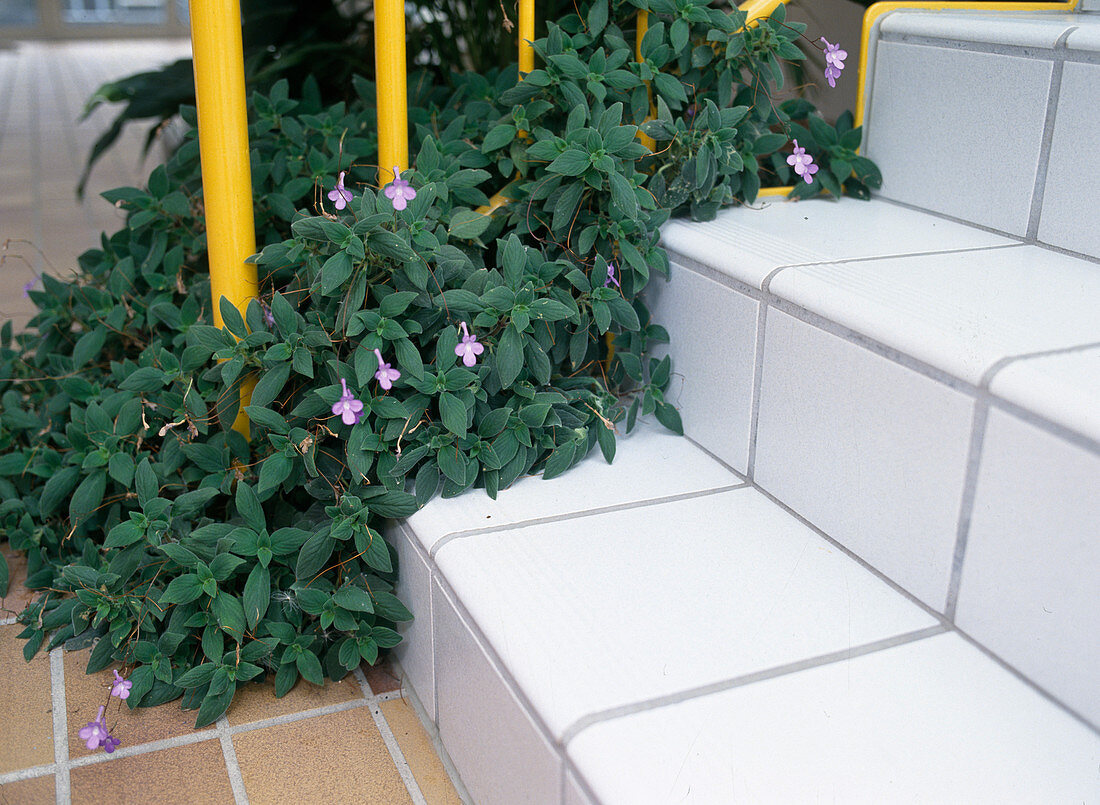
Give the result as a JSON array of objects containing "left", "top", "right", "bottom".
[
  {"left": 454, "top": 321, "right": 485, "bottom": 367},
  {"left": 786, "top": 140, "right": 819, "bottom": 184},
  {"left": 328, "top": 171, "right": 354, "bottom": 211},
  {"left": 79, "top": 705, "right": 110, "bottom": 751},
  {"left": 331, "top": 378, "right": 365, "bottom": 425},
  {"left": 383, "top": 166, "right": 417, "bottom": 211},
  {"left": 604, "top": 262, "right": 620, "bottom": 289},
  {"left": 110, "top": 669, "right": 132, "bottom": 700},
  {"left": 373, "top": 349, "right": 401, "bottom": 390},
  {"left": 821, "top": 38, "right": 847, "bottom": 87}
]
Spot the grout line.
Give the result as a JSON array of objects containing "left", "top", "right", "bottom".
[
  {"left": 352, "top": 667, "right": 429, "bottom": 805},
  {"left": 0, "top": 763, "right": 58, "bottom": 787},
  {"left": 978, "top": 340, "right": 1100, "bottom": 389},
  {"left": 375, "top": 689, "right": 405, "bottom": 703},
  {"left": 943, "top": 400, "right": 989, "bottom": 622},
  {"left": 389, "top": 663, "right": 476, "bottom": 805},
  {"left": 216, "top": 717, "right": 249, "bottom": 805},
  {"left": 428, "top": 483, "right": 748, "bottom": 558},
  {"left": 1026, "top": 28, "right": 1075, "bottom": 241},
  {"left": 745, "top": 301, "right": 768, "bottom": 480},
  {"left": 560, "top": 626, "right": 948, "bottom": 746},
  {"left": 0, "top": 616, "right": 16, "bottom": 626},
  {"left": 49, "top": 648, "right": 70, "bottom": 804}
]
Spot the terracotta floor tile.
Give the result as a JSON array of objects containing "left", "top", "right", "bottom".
[
  {"left": 1, "top": 542, "right": 37, "bottom": 617},
  {"left": 224, "top": 672, "right": 365, "bottom": 727},
  {"left": 0, "top": 774, "right": 55, "bottom": 805},
  {"left": 64, "top": 647, "right": 214, "bottom": 758},
  {"left": 380, "top": 698, "right": 462, "bottom": 805},
  {"left": 234, "top": 707, "right": 412, "bottom": 805},
  {"left": 362, "top": 655, "right": 402, "bottom": 695},
  {"left": 70, "top": 739, "right": 234, "bottom": 805},
  {"left": 0, "top": 625, "right": 54, "bottom": 774}
]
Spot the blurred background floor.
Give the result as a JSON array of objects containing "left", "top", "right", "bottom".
[{"left": 0, "top": 38, "right": 192, "bottom": 330}]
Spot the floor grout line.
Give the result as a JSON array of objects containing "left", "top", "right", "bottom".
[
  {"left": 352, "top": 667, "right": 429, "bottom": 805},
  {"left": 216, "top": 716, "right": 250, "bottom": 805},
  {"left": 48, "top": 648, "right": 71, "bottom": 803}
]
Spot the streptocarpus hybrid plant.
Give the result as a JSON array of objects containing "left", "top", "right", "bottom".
[{"left": 0, "top": 0, "right": 878, "bottom": 736}]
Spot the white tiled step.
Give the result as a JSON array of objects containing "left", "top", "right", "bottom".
[
  {"left": 568, "top": 632, "right": 1100, "bottom": 804},
  {"left": 394, "top": 429, "right": 1100, "bottom": 803}
]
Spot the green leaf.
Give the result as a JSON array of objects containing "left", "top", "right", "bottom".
[
  {"left": 69, "top": 470, "right": 106, "bottom": 526},
  {"left": 438, "top": 392, "right": 467, "bottom": 438},
  {"left": 211, "top": 593, "right": 246, "bottom": 642},
  {"left": 495, "top": 324, "right": 524, "bottom": 389},
  {"left": 174, "top": 662, "right": 218, "bottom": 688},
  {"left": 250, "top": 363, "right": 290, "bottom": 409},
  {"left": 321, "top": 251, "right": 354, "bottom": 296},
  {"left": 448, "top": 209, "right": 492, "bottom": 240},
  {"left": 194, "top": 685, "right": 235, "bottom": 729},
  {"left": 371, "top": 591, "right": 413, "bottom": 622},
  {"left": 235, "top": 482, "right": 266, "bottom": 533},
  {"left": 295, "top": 531, "right": 335, "bottom": 580},
  {"left": 296, "top": 649, "right": 324, "bottom": 685},
  {"left": 547, "top": 149, "right": 590, "bottom": 177},
  {"left": 161, "top": 574, "right": 203, "bottom": 605},
  {"left": 39, "top": 466, "right": 80, "bottom": 516},
  {"left": 482, "top": 123, "right": 517, "bottom": 152},
  {"left": 608, "top": 171, "right": 638, "bottom": 218},
  {"left": 243, "top": 565, "right": 270, "bottom": 630},
  {"left": 332, "top": 585, "right": 375, "bottom": 613},
  {"left": 135, "top": 458, "right": 158, "bottom": 509}
]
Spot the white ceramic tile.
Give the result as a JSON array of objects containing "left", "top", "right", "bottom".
[
  {"left": 434, "top": 487, "right": 937, "bottom": 739},
  {"left": 754, "top": 309, "right": 973, "bottom": 609},
  {"left": 659, "top": 198, "right": 1012, "bottom": 289},
  {"left": 645, "top": 263, "right": 758, "bottom": 473},
  {"left": 880, "top": 10, "right": 1077, "bottom": 48},
  {"left": 990, "top": 346, "right": 1100, "bottom": 445},
  {"left": 955, "top": 408, "right": 1100, "bottom": 729},
  {"left": 432, "top": 580, "right": 562, "bottom": 805},
  {"left": 564, "top": 771, "right": 595, "bottom": 805},
  {"left": 865, "top": 41, "right": 1052, "bottom": 234},
  {"left": 388, "top": 522, "right": 436, "bottom": 720},
  {"left": 1037, "top": 61, "right": 1100, "bottom": 259},
  {"left": 768, "top": 245, "right": 1100, "bottom": 387},
  {"left": 569, "top": 632, "right": 1100, "bottom": 804},
  {"left": 402, "top": 420, "right": 740, "bottom": 555},
  {"left": 1066, "top": 16, "right": 1100, "bottom": 50}
]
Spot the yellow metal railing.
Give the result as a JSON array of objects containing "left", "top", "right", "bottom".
[{"left": 190, "top": 0, "right": 258, "bottom": 437}]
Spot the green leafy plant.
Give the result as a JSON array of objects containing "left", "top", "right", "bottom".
[{"left": 1, "top": 0, "right": 878, "bottom": 732}]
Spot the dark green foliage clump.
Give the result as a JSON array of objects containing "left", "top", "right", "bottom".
[{"left": 0, "top": 0, "right": 878, "bottom": 728}]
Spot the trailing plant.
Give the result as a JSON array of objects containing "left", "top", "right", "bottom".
[{"left": 1, "top": 0, "right": 878, "bottom": 737}]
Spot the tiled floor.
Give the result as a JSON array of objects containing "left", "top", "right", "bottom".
[
  {"left": 1, "top": 544, "right": 463, "bottom": 804},
  {"left": 0, "top": 39, "right": 464, "bottom": 805}
]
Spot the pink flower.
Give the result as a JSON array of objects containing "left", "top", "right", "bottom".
[
  {"left": 110, "top": 669, "right": 132, "bottom": 700},
  {"left": 331, "top": 378, "right": 365, "bottom": 425},
  {"left": 454, "top": 321, "right": 485, "bottom": 367},
  {"left": 786, "top": 140, "right": 819, "bottom": 184},
  {"left": 383, "top": 166, "right": 416, "bottom": 211},
  {"left": 328, "top": 171, "right": 353, "bottom": 211},
  {"left": 373, "top": 349, "right": 401, "bottom": 390}
]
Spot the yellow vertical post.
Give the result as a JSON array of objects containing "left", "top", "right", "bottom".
[
  {"left": 636, "top": 10, "right": 655, "bottom": 152},
  {"left": 519, "top": 0, "right": 535, "bottom": 75},
  {"left": 189, "top": 0, "right": 258, "bottom": 438},
  {"left": 376, "top": 0, "right": 408, "bottom": 186}
]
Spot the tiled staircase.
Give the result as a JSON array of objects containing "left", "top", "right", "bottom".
[{"left": 389, "top": 7, "right": 1100, "bottom": 803}]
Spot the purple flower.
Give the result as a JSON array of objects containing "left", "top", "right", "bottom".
[
  {"left": 786, "top": 140, "right": 819, "bottom": 185},
  {"left": 22, "top": 277, "right": 37, "bottom": 297},
  {"left": 383, "top": 166, "right": 416, "bottom": 212},
  {"left": 331, "top": 378, "right": 365, "bottom": 426},
  {"left": 78, "top": 705, "right": 118, "bottom": 752},
  {"left": 327, "top": 171, "right": 354, "bottom": 211},
  {"left": 604, "top": 262, "right": 620, "bottom": 289},
  {"left": 821, "top": 38, "right": 847, "bottom": 88},
  {"left": 262, "top": 304, "right": 275, "bottom": 328},
  {"left": 110, "top": 669, "right": 132, "bottom": 700},
  {"left": 373, "top": 349, "right": 401, "bottom": 390},
  {"left": 454, "top": 321, "right": 485, "bottom": 367}
]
